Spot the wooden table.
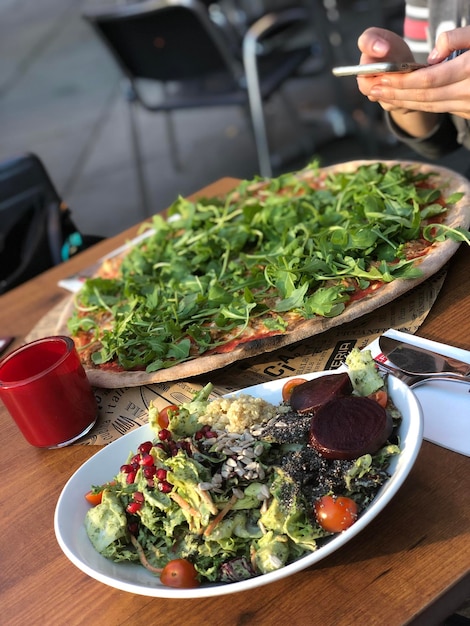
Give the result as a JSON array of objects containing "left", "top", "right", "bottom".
[{"left": 1, "top": 179, "right": 469, "bottom": 626}]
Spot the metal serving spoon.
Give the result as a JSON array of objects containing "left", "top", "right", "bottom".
[{"left": 378, "top": 336, "right": 470, "bottom": 384}]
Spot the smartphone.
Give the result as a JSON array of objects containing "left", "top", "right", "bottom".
[{"left": 332, "top": 62, "right": 427, "bottom": 77}]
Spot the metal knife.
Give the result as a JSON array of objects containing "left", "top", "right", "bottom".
[
  {"left": 0, "top": 336, "right": 14, "bottom": 356},
  {"left": 378, "top": 336, "right": 470, "bottom": 379}
]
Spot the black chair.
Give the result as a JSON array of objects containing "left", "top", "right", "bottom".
[
  {"left": 0, "top": 153, "right": 102, "bottom": 294},
  {"left": 82, "top": 0, "right": 316, "bottom": 211}
]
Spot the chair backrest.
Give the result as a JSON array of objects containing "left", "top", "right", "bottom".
[
  {"left": 0, "top": 155, "right": 61, "bottom": 291},
  {"left": 0, "top": 154, "right": 98, "bottom": 294},
  {"left": 83, "top": 0, "right": 242, "bottom": 85},
  {"left": 0, "top": 153, "right": 61, "bottom": 221}
]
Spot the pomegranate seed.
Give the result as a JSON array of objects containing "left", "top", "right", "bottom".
[
  {"left": 142, "top": 466, "right": 156, "bottom": 479},
  {"left": 146, "top": 479, "right": 155, "bottom": 488},
  {"left": 181, "top": 441, "right": 192, "bottom": 454},
  {"left": 157, "top": 480, "right": 173, "bottom": 493},
  {"left": 131, "top": 454, "right": 141, "bottom": 467},
  {"left": 139, "top": 453, "right": 155, "bottom": 467},
  {"left": 155, "top": 468, "right": 167, "bottom": 481},
  {"left": 205, "top": 430, "right": 217, "bottom": 439},
  {"left": 126, "top": 470, "right": 137, "bottom": 484},
  {"left": 158, "top": 429, "right": 172, "bottom": 441},
  {"left": 120, "top": 464, "right": 134, "bottom": 474},
  {"left": 133, "top": 491, "right": 145, "bottom": 504},
  {"left": 138, "top": 441, "right": 153, "bottom": 454},
  {"left": 126, "top": 501, "right": 142, "bottom": 514},
  {"left": 194, "top": 431, "right": 204, "bottom": 441}
]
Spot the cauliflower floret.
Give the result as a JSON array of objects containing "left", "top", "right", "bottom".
[{"left": 199, "top": 394, "right": 279, "bottom": 433}]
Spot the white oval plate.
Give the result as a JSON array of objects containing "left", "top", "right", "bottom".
[{"left": 54, "top": 372, "right": 423, "bottom": 598}]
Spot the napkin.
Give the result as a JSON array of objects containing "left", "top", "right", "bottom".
[{"left": 367, "top": 329, "right": 470, "bottom": 457}]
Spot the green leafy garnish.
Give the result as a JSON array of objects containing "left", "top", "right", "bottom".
[{"left": 69, "top": 161, "right": 468, "bottom": 371}]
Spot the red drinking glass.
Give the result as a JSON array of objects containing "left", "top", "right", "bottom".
[{"left": 0, "top": 336, "right": 97, "bottom": 447}]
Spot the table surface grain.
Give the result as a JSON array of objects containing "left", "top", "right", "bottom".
[{"left": 1, "top": 178, "right": 469, "bottom": 626}]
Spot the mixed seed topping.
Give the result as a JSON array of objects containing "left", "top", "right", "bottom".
[{"left": 198, "top": 429, "right": 270, "bottom": 497}]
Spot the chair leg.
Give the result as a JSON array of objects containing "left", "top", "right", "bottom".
[
  {"left": 126, "top": 92, "right": 152, "bottom": 218},
  {"left": 160, "top": 82, "right": 183, "bottom": 172},
  {"left": 163, "top": 110, "right": 183, "bottom": 172},
  {"left": 242, "top": 34, "right": 273, "bottom": 178}
]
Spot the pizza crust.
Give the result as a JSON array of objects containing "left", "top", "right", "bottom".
[{"left": 55, "top": 160, "right": 470, "bottom": 387}]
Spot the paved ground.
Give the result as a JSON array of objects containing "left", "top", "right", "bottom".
[{"left": 0, "top": 0, "right": 414, "bottom": 239}]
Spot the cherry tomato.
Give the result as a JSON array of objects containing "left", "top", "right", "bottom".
[
  {"left": 282, "top": 378, "right": 307, "bottom": 403},
  {"left": 160, "top": 559, "right": 199, "bottom": 588},
  {"left": 314, "top": 495, "right": 358, "bottom": 533},
  {"left": 85, "top": 490, "right": 103, "bottom": 506},
  {"left": 84, "top": 481, "right": 116, "bottom": 506},
  {"left": 157, "top": 405, "right": 179, "bottom": 429},
  {"left": 368, "top": 389, "right": 388, "bottom": 408}
]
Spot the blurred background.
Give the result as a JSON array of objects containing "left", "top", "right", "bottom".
[{"left": 0, "top": 0, "right": 464, "bottom": 240}]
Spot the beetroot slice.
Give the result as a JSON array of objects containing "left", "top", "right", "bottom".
[
  {"left": 309, "top": 396, "right": 393, "bottom": 460},
  {"left": 289, "top": 372, "right": 353, "bottom": 414}
]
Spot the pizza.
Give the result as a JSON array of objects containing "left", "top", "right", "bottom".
[{"left": 58, "top": 159, "right": 470, "bottom": 388}]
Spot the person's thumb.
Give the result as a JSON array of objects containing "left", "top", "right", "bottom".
[{"left": 428, "top": 26, "right": 470, "bottom": 63}]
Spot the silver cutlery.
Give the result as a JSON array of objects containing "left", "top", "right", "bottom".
[
  {"left": 377, "top": 336, "right": 470, "bottom": 384},
  {"left": 0, "top": 336, "right": 14, "bottom": 356}
]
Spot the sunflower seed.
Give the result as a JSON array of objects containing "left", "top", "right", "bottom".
[
  {"left": 198, "top": 482, "right": 213, "bottom": 491},
  {"left": 260, "top": 484, "right": 270, "bottom": 499},
  {"left": 253, "top": 444, "right": 264, "bottom": 457},
  {"left": 242, "top": 456, "right": 257, "bottom": 467}
]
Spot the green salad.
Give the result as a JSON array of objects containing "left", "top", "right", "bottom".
[{"left": 84, "top": 351, "right": 401, "bottom": 587}]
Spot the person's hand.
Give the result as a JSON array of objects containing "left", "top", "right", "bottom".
[
  {"left": 357, "top": 26, "right": 470, "bottom": 121},
  {"left": 356, "top": 26, "right": 415, "bottom": 112}
]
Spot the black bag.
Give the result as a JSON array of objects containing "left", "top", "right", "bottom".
[{"left": 0, "top": 153, "right": 102, "bottom": 294}]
